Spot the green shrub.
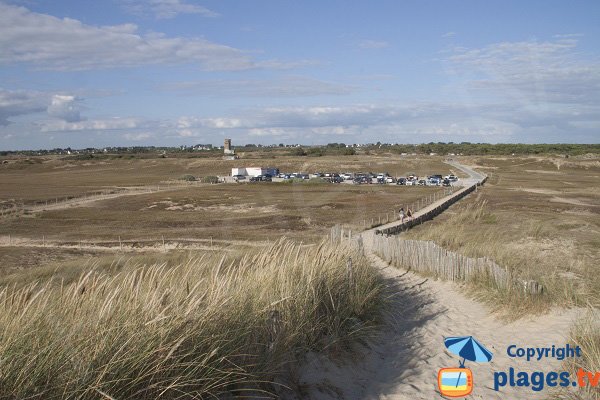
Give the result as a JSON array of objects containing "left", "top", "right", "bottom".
[
  {"left": 200, "top": 175, "right": 219, "bottom": 184},
  {"left": 179, "top": 174, "right": 197, "bottom": 182}
]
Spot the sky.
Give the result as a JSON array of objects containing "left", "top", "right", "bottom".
[{"left": 0, "top": 0, "right": 599, "bottom": 150}]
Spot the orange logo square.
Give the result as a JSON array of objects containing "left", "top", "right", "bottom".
[{"left": 438, "top": 368, "right": 473, "bottom": 397}]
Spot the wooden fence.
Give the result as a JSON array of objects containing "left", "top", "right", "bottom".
[
  {"left": 371, "top": 234, "right": 505, "bottom": 286},
  {"left": 376, "top": 178, "right": 487, "bottom": 236},
  {"left": 369, "top": 234, "right": 543, "bottom": 295}
]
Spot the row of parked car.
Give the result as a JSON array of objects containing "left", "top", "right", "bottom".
[{"left": 234, "top": 172, "right": 459, "bottom": 186}]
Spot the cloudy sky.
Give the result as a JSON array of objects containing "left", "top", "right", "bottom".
[{"left": 1, "top": 0, "right": 599, "bottom": 149}]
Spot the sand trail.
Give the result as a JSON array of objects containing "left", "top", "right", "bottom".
[{"left": 288, "top": 249, "right": 579, "bottom": 399}]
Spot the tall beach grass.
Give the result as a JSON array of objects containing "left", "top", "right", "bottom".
[{"left": 0, "top": 238, "right": 385, "bottom": 399}]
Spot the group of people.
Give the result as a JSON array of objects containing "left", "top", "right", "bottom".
[{"left": 399, "top": 207, "right": 413, "bottom": 223}]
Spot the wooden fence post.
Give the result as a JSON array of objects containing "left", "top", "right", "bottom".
[{"left": 347, "top": 257, "right": 353, "bottom": 287}]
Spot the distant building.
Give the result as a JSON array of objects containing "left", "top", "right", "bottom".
[
  {"left": 223, "top": 138, "right": 237, "bottom": 160},
  {"left": 224, "top": 139, "right": 234, "bottom": 155},
  {"left": 231, "top": 167, "right": 279, "bottom": 177}
]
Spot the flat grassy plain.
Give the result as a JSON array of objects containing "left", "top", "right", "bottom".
[
  {"left": 0, "top": 152, "right": 457, "bottom": 204},
  {"left": 404, "top": 155, "right": 600, "bottom": 311},
  {"left": 0, "top": 153, "right": 455, "bottom": 274}
]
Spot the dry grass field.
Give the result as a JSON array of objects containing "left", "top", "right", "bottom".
[
  {"left": 0, "top": 153, "right": 457, "bottom": 204},
  {"left": 0, "top": 153, "right": 456, "bottom": 275},
  {"left": 0, "top": 184, "right": 433, "bottom": 243},
  {"left": 404, "top": 155, "right": 600, "bottom": 312}
]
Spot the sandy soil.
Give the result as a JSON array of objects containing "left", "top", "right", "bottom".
[{"left": 284, "top": 249, "right": 580, "bottom": 399}]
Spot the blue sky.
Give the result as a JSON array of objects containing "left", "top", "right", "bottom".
[{"left": 1, "top": 0, "right": 599, "bottom": 150}]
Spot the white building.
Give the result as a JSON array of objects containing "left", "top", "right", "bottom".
[{"left": 231, "top": 167, "right": 278, "bottom": 177}]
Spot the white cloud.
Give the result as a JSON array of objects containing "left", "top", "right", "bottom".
[
  {"left": 447, "top": 37, "right": 600, "bottom": 106},
  {"left": 0, "top": 3, "right": 302, "bottom": 71},
  {"left": 120, "top": 0, "right": 218, "bottom": 19},
  {"left": 124, "top": 132, "right": 151, "bottom": 141},
  {"left": 357, "top": 39, "right": 389, "bottom": 49},
  {"left": 164, "top": 76, "right": 354, "bottom": 97},
  {"left": 47, "top": 95, "right": 82, "bottom": 122},
  {"left": 0, "top": 88, "right": 48, "bottom": 125},
  {"left": 39, "top": 117, "right": 142, "bottom": 132},
  {"left": 442, "top": 32, "right": 456, "bottom": 38}
]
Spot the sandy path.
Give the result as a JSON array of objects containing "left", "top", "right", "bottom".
[{"left": 287, "top": 244, "right": 580, "bottom": 400}]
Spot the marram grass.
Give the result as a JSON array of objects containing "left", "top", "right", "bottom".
[{"left": 0, "top": 238, "right": 384, "bottom": 399}]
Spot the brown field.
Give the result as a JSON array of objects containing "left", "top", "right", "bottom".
[
  {"left": 0, "top": 184, "right": 435, "bottom": 243},
  {"left": 0, "top": 153, "right": 456, "bottom": 277},
  {"left": 0, "top": 153, "right": 457, "bottom": 203}
]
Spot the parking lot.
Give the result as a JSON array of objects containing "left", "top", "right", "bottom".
[{"left": 234, "top": 171, "right": 462, "bottom": 187}]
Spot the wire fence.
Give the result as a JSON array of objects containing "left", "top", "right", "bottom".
[
  {"left": 0, "top": 234, "right": 235, "bottom": 252},
  {"left": 0, "top": 181, "right": 200, "bottom": 219}
]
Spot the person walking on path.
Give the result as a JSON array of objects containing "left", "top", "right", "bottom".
[
  {"left": 407, "top": 208, "right": 413, "bottom": 221},
  {"left": 399, "top": 207, "right": 405, "bottom": 223}
]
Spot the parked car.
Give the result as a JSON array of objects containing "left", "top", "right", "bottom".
[
  {"left": 443, "top": 178, "right": 451, "bottom": 186},
  {"left": 232, "top": 175, "right": 246, "bottom": 181},
  {"left": 396, "top": 177, "right": 406, "bottom": 185},
  {"left": 385, "top": 177, "right": 395, "bottom": 184},
  {"left": 418, "top": 179, "right": 427, "bottom": 186},
  {"left": 354, "top": 177, "right": 370, "bottom": 184}
]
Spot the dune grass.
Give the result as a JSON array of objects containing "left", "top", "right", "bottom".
[
  {"left": 402, "top": 198, "right": 598, "bottom": 314},
  {"left": 554, "top": 309, "right": 600, "bottom": 400},
  {"left": 0, "top": 238, "right": 385, "bottom": 399}
]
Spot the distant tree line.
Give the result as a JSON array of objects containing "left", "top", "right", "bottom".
[
  {"left": 1, "top": 143, "right": 598, "bottom": 158},
  {"left": 371, "top": 142, "right": 599, "bottom": 156}
]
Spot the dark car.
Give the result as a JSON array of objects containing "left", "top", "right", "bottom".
[{"left": 396, "top": 177, "right": 406, "bottom": 185}]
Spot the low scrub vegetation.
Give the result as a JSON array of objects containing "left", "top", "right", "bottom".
[{"left": 0, "top": 239, "right": 385, "bottom": 399}]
